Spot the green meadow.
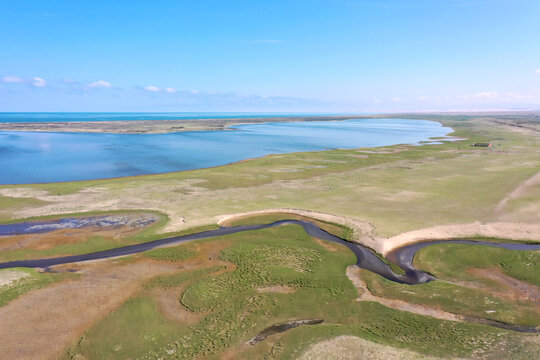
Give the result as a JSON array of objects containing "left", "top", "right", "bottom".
[{"left": 63, "top": 225, "right": 538, "bottom": 359}]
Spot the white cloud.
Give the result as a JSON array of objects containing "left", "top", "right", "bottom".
[
  {"left": 2, "top": 75, "right": 26, "bottom": 83},
  {"left": 372, "top": 98, "right": 381, "bottom": 103},
  {"left": 165, "top": 87, "right": 176, "bottom": 93},
  {"left": 535, "top": 68, "right": 540, "bottom": 75},
  {"left": 144, "top": 85, "right": 161, "bottom": 92},
  {"left": 505, "top": 91, "right": 533, "bottom": 100},
  {"left": 418, "top": 96, "right": 429, "bottom": 101},
  {"left": 474, "top": 91, "right": 499, "bottom": 99},
  {"left": 456, "top": 90, "right": 540, "bottom": 107},
  {"left": 190, "top": 89, "right": 200, "bottom": 94},
  {"left": 392, "top": 97, "right": 403, "bottom": 102},
  {"left": 32, "top": 77, "right": 47, "bottom": 88},
  {"left": 87, "top": 80, "right": 112, "bottom": 89}
]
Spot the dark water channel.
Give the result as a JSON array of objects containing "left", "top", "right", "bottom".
[
  {"left": 1, "top": 220, "right": 539, "bottom": 285},
  {"left": 2, "top": 218, "right": 540, "bottom": 333}
]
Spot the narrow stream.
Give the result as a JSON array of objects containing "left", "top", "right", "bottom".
[
  {"left": 1, "top": 218, "right": 539, "bottom": 333},
  {"left": 1, "top": 220, "right": 539, "bottom": 287}
]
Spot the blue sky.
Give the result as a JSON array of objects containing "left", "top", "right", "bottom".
[{"left": 1, "top": 0, "right": 539, "bottom": 112}]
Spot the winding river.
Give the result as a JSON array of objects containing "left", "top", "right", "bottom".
[
  {"left": 2, "top": 218, "right": 540, "bottom": 333},
  {"left": 1, "top": 219, "right": 539, "bottom": 285}
]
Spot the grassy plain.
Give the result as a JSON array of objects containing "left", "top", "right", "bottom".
[
  {"left": 62, "top": 225, "right": 537, "bottom": 360},
  {"left": 414, "top": 242, "right": 540, "bottom": 286},
  {"left": 1, "top": 114, "right": 538, "bottom": 239},
  {"left": 1, "top": 113, "right": 539, "bottom": 359},
  {"left": 362, "top": 243, "right": 540, "bottom": 327}
]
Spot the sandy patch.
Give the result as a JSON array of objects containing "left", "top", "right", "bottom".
[
  {"left": 0, "top": 188, "right": 51, "bottom": 198},
  {"left": 313, "top": 237, "right": 339, "bottom": 252},
  {"left": 257, "top": 285, "right": 296, "bottom": 294},
  {"left": 297, "top": 335, "right": 447, "bottom": 360},
  {"left": 382, "top": 222, "right": 540, "bottom": 255},
  {"left": 216, "top": 208, "right": 376, "bottom": 247},
  {"left": 0, "top": 269, "right": 30, "bottom": 287},
  {"left": 153, "top": 285, "right": 204, "bottom": 325},
  {"left": 217, "top": 210, "right": 540, "bottom": 257},
  {"left": 0, "top": 260, "right": 182, "bottom": 360}
]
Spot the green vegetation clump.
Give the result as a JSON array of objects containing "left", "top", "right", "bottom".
[
  {"left": 145, "top": 245, "right": 197, "bottom": 262},
  {"left": 414, "top": 243, "right": 540, "bottom": 286},
  {"left": 181, "top": 242, "right": 325, "bottom": 312}
]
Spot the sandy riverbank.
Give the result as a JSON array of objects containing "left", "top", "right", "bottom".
[{"left": 217, "top": 209, "right": 540, "bottom": 255}]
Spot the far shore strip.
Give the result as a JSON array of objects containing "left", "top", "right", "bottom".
[{"left": 0, "top": 115, "right": 367, "bottom": 134}]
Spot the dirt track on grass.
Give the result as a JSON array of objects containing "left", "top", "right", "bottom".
[{"left": 495, "top": 170, "right": 540, "bottom": 213}]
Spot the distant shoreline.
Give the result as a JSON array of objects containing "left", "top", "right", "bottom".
[
  {"left": 0, "top": 110, "right": 537, "bottom": 134},
  {"left": 0, "top": 115, "right": 369, "bottom": 134}
]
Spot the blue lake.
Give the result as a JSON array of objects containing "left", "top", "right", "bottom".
[{"left": 0, "top": 118, "right": 452, "bottom": 184}]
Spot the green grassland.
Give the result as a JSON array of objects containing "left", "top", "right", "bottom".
[
  {"left": 362, "top": 243, "right": 540, "bottom": 327},
  {"left": 414, "top": 243, "right": 540, "bottom": 286},
  {"left": 63, "top": 225, "right": 537, "bottom": 360},
  {"left": 145, "top": 245, "right": 197, "bottom": 262},
  {"left": 1, "top": 115, "right": 538, "bottom": 239},
  {"left": 0, "top": 267, "right": 76, "bottom": 307}
]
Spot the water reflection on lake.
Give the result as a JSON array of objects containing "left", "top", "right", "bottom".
[{"left": 0, "top": 118, "right": 452, "bottom": 184}]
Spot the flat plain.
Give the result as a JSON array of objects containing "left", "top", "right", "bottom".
[{"left": 0, "top": 112, "right": 539, "bottom": 359}]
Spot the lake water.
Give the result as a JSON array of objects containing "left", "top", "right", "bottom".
[{"left": 0, "top": 118, "right": 452, "bottom": 184}]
